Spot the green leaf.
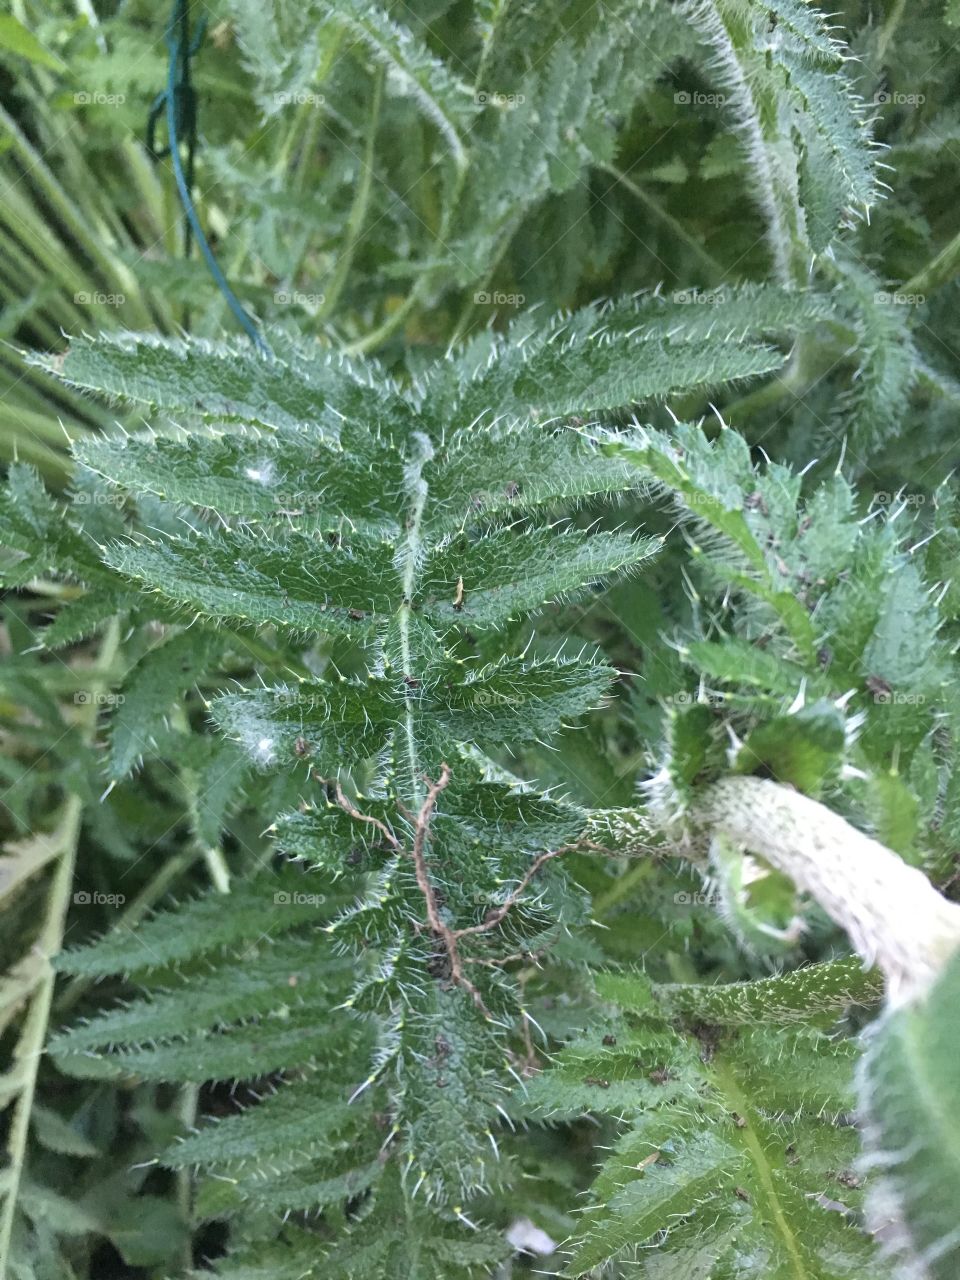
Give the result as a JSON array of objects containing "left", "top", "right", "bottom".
[
  {"left": 50, "top": 938, "right": 351, "bottom": 1053},
  {"left": 30, "top": 1106, "right": 99, "bottom": 1158},
  {"left": 0, "top": 15, "right": 66, "bottom": 70},
  {"left": 423, "top": 423, "right": 640, "bottom": 532},
  {"left": 43, "top": 334, "right": 394, "bottom": 437},
  {"left": 102, "top": 528, "right": 396, "bottom": 633},
  {"left": 685, "top": 636, "right": 809, "bottom": 696},
  {"left": 594, "top": 969, "right": 656, "bottom": 1014},
  {"left": 53, "top": 1003, "right": 364, "bottom": 1085},
  {"left": 565, "top": 1027, "right": 884, "bottom": 1276},
  {"left": 39, "top": 586, "right": 133, "bottom": 649},
  {"left": 317, "top": 0, "right": 477, "bottom": 169},
  {"left": 110, "top": 629, "right": 228, "bottom": 779},
  {"left": 420, "top": 525, "right": 660, "bottom": 629},
  {"left": 564, "top": 1122, "right": 739, "bottom": 1272},
  {"left": 76, "top": 430, "right": 406, "bottom": 533},
  {"left": 458, "top": 324, "right": 785, "bottom": 422},
  {"left": 0, "top": 463, "right": 109, "bottom": 586},
  {"left": 54, "top": 867, "right": 331, "bottom": 977},
  {"left": 653, "top": 957, "right": 882, "bottom": 1025},
  {"left": 430, "top": 655, "right": 616, "bottom": 746},
  {"left": 165, "top": 1079, "right": 358, "bottom": 1171},
  {"left": 859, "top": 949, "right": 960, "bottom": 1279},
  {"left": 736, "top": 699, "right": 847, "bottom": 792},
  {"left": 213, "top": 679, "right": 399, "bottom": 774}
]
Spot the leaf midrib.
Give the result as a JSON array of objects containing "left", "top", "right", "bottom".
[{"left": 712, "top": 1057, "right": 813, "bottom": 1280}]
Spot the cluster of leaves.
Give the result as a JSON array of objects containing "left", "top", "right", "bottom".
[
  {"left": 5, "top": 303, "right": 787, "bottom": 1273},
  {"left": 3, "top": 0, "right": 960, "bottom": 477},
  {"left": 528, "top": 959, "right": 884, "bottom": 1275},
  {"left": 1, "top": 0, "right": 959, "bottom": 1278},
  {"left": 630, "top": 420, "right": 960, "bottom": 869}
]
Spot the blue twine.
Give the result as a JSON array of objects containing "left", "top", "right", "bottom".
[{"left": 148, "top": 0, "right": 272, "bottom": 358}]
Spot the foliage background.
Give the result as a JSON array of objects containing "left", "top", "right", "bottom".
[{"left": 1, "top": 0, "right": 959, "bottom": 1277}]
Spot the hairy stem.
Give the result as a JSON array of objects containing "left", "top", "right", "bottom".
[
  {"left": 684, "top": 0, "right": 797, "bottom": 285},
  {"left": 693, "top": 776, "right": 960, "bottom": 1006},
  {"left": 397, "top": 433, "right": 433, "bottom": 805}
]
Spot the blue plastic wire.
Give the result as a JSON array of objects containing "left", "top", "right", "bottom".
[{"left": 148, "top": 0, "right": 272, "bottom": 358}]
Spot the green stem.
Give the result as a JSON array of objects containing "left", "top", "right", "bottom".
[
  {"left": 172, "top": 706, "right": 232, "bottom": 895},
  {"left": 222, "top": 628, "right": 312, "bottom": 681},
  {"left": 0, "top": 618, "right": 121, "bottom": 1279},
  {"left": 875, "top": 0, "right": 908, "bottom": 69},
  {"left": 600, "top": 163, "right": 726, "bottom": 283},
  {"left": 693, "top": 776, "right": 960, "bottom": 1005},
  {"left": 712, "top": 1058, "right": 811, "bottom": 1279},
  {"left": 720, "top": 361, "right": 805, "bottom": 427},
  {"left": 396, "top": 434, "right": 434, "bottom": 803},
  {"left": 685, "top": 1, "right": 802, "bottom": 285},
  {"left": 274, "top": 108, "right": 326, "bottom": 300},
  {"left": 316, "top": 68, "right": 383, "bottom": 322},
  {"left": 0, "top": 422, "right": 73, "bottom": 483},
  {"left": 347, "top": 158, "right": 468, "bottom": 356},
  {"left": 176, "top": 1084, "right": 199, "bottom": 1270},
  {"left": 903, "top": 225, "right": 960, "bottom": 297},
  {"left": 447, "top": 231, "right": 512, "bottom": 348}
]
